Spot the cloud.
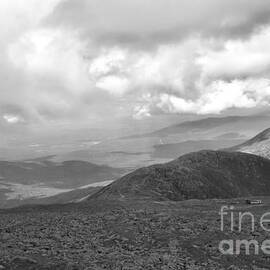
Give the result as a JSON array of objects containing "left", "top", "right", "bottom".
[
  {"left": 133, "top": 105, "right": 151, "bottom": 120},
  {"left": 3, "top": 114, "right": 22, "bottom": 124},
  {"left": 135, "top": 78, "right": 270, "bottom": 116},
  {"left": 198, "top": 28, "right": 270, "bottom": 81},
  {"left": 84, "top": 29, "right": 270, "bottom": 116},
  {"left": 47, "top": 0, "right": 270, "bottom": 48},
  {"left": 8, "top": 28, "right": 89, "bottom": 92},
  {"left": 0, "top": 0, "right": 61, "bottom": 44},
  {"left": 1, "top": 0, "right": 270, "bottom": 141}
]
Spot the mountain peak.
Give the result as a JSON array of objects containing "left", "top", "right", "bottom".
[
  {"left": 227, "top": 128, "right": 270, "bottom": 159},
  {"left": 249, "top": 128, "right": 270, "bottom": 143}
]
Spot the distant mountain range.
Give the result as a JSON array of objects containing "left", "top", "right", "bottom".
[
  {"left": 227, "top": 128, "right": 270, "bottom": 159},
  {"left": 0, "top": 159, "right": 124, "bottom": 208},
  {"left": 152, "top": 139, "right": 244, "bottom": 159},
  {"left": 91, "top": 150, "right": 270, "bottom": 201},
  {"left": 123, "top": 115, "right": 270, "bottom": 139},
  {"left": 2, "top": 115, "right": 270, "bottom": 209},
  {"left": 0, "top": 159, "right": 123, "bottom": 188},
  {"left": 52, "top": 114, "right": 270, "bottom": 168}
]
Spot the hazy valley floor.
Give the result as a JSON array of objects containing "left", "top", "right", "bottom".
[{"left": 0, "top": 198, "right": 270, "bottom": 269}]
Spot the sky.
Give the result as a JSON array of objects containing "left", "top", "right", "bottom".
[{"left": 1, "top": 0, "right": 270, "bottom": 148}]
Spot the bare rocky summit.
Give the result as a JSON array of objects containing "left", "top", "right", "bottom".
[{"left": 228, "top": 128, "right": 270, "bottom": 159}]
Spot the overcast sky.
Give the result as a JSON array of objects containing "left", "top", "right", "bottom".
[{"left": 1, "top": 0, "right": 270, "bottom": 141}]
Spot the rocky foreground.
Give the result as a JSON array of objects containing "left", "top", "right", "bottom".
[{"left": 0, "top": 198, "right": 270, "bottom": 269}]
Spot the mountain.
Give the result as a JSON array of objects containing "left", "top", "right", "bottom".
[
  {"left": 0, "top": 180, "right": 116, "bottom": 209},
  {"left": 90, "top": 150, "right": 270, "bottom": 201},
  {"left": 52, "top": 114, "right": 270, "bottom": 169},
  {"left": 0, "top": 159, "right": 123, "bottom": 208},
  {"left": 0, "top": 185, "right": 101, "bottom": 209},
  {"left": 0, "top": 179, "right": 115, "bottom": 209},
  {"left": 152, "top": 139, "right": 244, "bottom": 159},
  {"left": 227, "top": 128, "right": 270, "bottom": 158},
  {"left": 123, "top": 115, "right": 270, "bottom": 139},
  {"left": 0, "top": 159, "right": 123, "bottom": 189}
]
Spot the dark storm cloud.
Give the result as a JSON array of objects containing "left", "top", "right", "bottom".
[{"left": 46, "top": 0, "right": 270, "bottom": 48}]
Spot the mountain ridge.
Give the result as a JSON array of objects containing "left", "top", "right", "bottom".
[
  {"left": 122, "top": 115, "right": 270, "bottom": 139},
  {"left": 227, "top": 128, "right": 270, "bottom": 159},
  {"left": 90, "top": 150, "right": 270, "bottom": 201}
]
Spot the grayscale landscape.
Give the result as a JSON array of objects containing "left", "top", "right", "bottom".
[{"left": 1, "top": 0, "right": 270, "bottom": 269}]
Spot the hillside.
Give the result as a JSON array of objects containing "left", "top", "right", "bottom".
[
  {"left": 152, "top": 139, "right": 244, "bottom": 159},
  {"left": 0, "top": 185, "right": 105, "bottom": 209},
  {"left": 3, "top": 197, "right": 270, "bottom": 269},
  {"left": 228, "top": 128, "right": 270, "bottom": 159},
  {"left": 0, "top": 159, "right": 123, "bottom": 208},
  {"left": 0, "top": 160, "right": 123, "bottom": 189},
  {"left": 123, "top": 115, "right": 270, "bottom": 139},
  {"left": 91, "top": 150, "right": 270, "bottom": 201}
]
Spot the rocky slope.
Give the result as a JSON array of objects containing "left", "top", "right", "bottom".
[
  {"left": 2, "top": 198, "right": 269, "bottom": 269},
  {"left": 228, "top": 128, "right": 270, "bottom": 159},
  {"left": 91, "top": 150, "right": 270, "bottom": 201}
]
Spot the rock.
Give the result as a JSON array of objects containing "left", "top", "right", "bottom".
[{"left": 11, "top": 256, "right": 37, "bottom": 268}]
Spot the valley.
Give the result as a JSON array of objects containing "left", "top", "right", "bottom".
[{"left": 0, "top": 159, "right": 123, "bottom": 208}]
